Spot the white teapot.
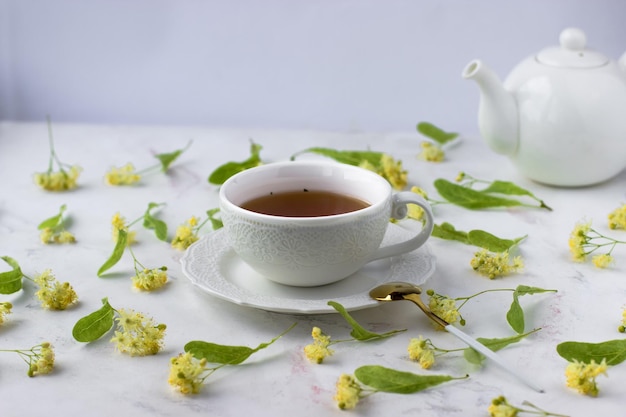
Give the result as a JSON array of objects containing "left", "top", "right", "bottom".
[{"left": 463, "top": 28, "right": 626, "bottom": 186}]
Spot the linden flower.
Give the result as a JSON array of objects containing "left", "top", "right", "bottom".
[
  {"left": 568, "top": 221, "right": 592, "bottom": 262},
  {"left": 34, "top": 269, "right": 78, "bottom": 310},
  {"left": 470, "top": 249, "right": 523, "bottom": 279},
  {"left": 28, "top": 342, "right": 56, "bottom": 377},
  {"left": 40, "top": 228, "right": 76, "bottom": 244},
  {"left": 111, "top": 212, "right": 137, "bottom": 245},
  {"left": 417, "top": 141, "right": 445, "bottom": 162},
  {"left": 360, "top": 154, "right": 408, "bottom": 190},
  {"left": 105, "top": 163, "right": 141, "bottom": 186},
  {"left": 0, "top": 301, "right": 12, "bottom": 325},
  {"left": 171, "top": 216, "right": 200, "bottom": 250},
  {"left": 407, "top": 186, "right": 428, "bottom": 221},
  {"left": 488, "top": 396, "right": 518, "bottom": 417},
  {"left": 565, "top": 359, "right": 608, "bottom": 397},
  {"left": 110, "top": 309, "right": 166, "bottom": 356},
  {"left": 34, "top": 165, "right": 82, "bottom": 191},
  {"left": 428, "top": 293, "right": 460, "bottom": 327},
  {"left": 592, "top": 253, "right": 614, "bottom": 269},
  {"left": 619, "top": 308, "right": 626, "bottom": 333},
  {"left": 608, "top": 204, "right": 626, "bottom": 230},
  {"left": 303, "top": 326, "right": 334, "bottom": 364},
  {"left": 334, "top": 374, "right": 363, "bottom": 410},
  {"left": 132, "top": 267, "right": 168, "bottom": 291},
  {"left": 168, "top": 352, "right": 208, "bottom": 394},
  {"left": 407, "top": 336, "right": 436, "bottom": 369}
]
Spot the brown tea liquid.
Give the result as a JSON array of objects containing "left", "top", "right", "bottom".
[{"left": 240, "top": 190, "right": 370, "bottom": 217}]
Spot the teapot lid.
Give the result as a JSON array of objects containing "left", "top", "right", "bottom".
[{"left": 536, "top": 28, "right": 608, "bottom": 68}]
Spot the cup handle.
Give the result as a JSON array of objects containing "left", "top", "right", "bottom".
[{"left": 366, "top": 192, "right": 434, "bottom": 262}]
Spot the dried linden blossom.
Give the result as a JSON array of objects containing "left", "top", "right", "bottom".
[
  {"left": 34, "top": 269, "right": 78, "bottom": 310},
  {"left": 303, "top": 326, "right": 334, "bottom": 364},
  {"left": 111, "top": 212, "right": 137, "bottom": 245},
  {"left": 131, "top": 267, "right": 168, "bottom": 291},
  {"left": 359, "top": 154, "right": 408, "bottom": 190},
  {"left": 608, "top": 203, "right": 626, "bottom": 230},
  {"left": 417, "top": 141, "right": 445, "bottom": 162},
  {"left": 105, "top": 163, "right": 141, "bottom": 185},
  {"left": 334, "top": 374, "right": 363, "bottom": 410},
  {"left": 470, "top": 249, "right": 524, "bottom": 279},
  {"left": 565, "top": 359, "right": 607, "bottom": 397},
  {"left": 171, "top": 216, "right": 200, "bottom": 250},
  {"left": 110, "top": 308, "right": 166, "bottom": 356},
  {"left": 0, "top": 342, "right": 55, "bottom": 377},
  {"left": 0, "top": 301, "right": 12, "bottom": 325},
  {"left": 407, "top": 336, "right": 436, "bottom": 369},
  {"left": 488, "top": 396, "right": 568, "bottom": 417},
  {"left": 568, "top": 220, "right": 625, "bottom": 268},
  {"left": 34, "top": 117, "right": 82, "bottom": 191},
  {"left": 168, "top": 352, "right": 209, "bottom": 394}
]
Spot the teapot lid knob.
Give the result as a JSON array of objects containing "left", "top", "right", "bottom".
[
  {"left": 559, "top": 28, "right": 586, "bottom": 51},
  {"left": 536, "top": 27, "right": 608, "bottom": 68}
]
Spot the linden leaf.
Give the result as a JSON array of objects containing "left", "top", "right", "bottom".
[
  {"left": 72, "top": 298, "right": 115, "bottom": 342},
  {"left": 290, "top": 147, "right": 383, "bottom": 166},
  {"left": 97, "top": 230, "right": 128, "bottom": 276},
  {"left": 417, "top": 122, "right": 458, "bottom": 145},
  {"left": 507, "top": 286, "right": 556, "bottom": 333},
  {"left": 37, "top": 204, "right": 67, "bottom": 230},
  {"left": 434, "top": 179, "right": 524, "bottom": 210},
  {"left": 208, "top": 141, "right": 263, "bottom": 185},
  {"left": 468, "top": 230, "right": 526, "bottom": 253},
  {"left": 431, "top": 222, "right": 469, "bottom": 244},
  {"left": 0, "top": 256, "right": 23, "bottom": 294},
  {"left": 185, "top": 323, "right": 296, "bottom": 364},
  {"left": 154, "top": 140, "right": 192, "bottom": 172},
  {"left": 463, "top": 329, "right": 540, "bottom": 364},
  {"left": 143, "top": 202, "right": 167, "bottom": 241},
  {"left": 206, "top": 208, "right": 223, "bottom": 230},
  {"left": 480, "top": 180, "right": 552, "bottom": 211},
  {"left": 328, "top": 301, "right": 405, "bottom": 341},
  {"left": 556, "top": 339, "right": 626, "bottom": 366},
  {"left": 354, "top": 365, "right": 463, "bottom": 394}
]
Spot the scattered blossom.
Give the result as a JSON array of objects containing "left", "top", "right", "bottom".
[
  {"left": 620, "top": 308, "right": 626, "bottom": 333},
  {"left": 34, "top": 165, "right": 82, "bottom": 191},
  {"left": 111, "top": 212, "right": 137, "bottom": 244},
  {"left": 110, "top": 309, "right": 166, "bottom": 356},
  {"left": 34, "top": 269, "right": 78, "bottom": 310},
  {"left": 488, "top": 396, "right": 519, "bottom": 417},
  {"left": 608, "top": 204, "right": 626, "bottom": 230},
  {"left": 105, "top": 163, "right": 141, "bottom": 186},
  {"left": 334, "top": 373, "right": 363, "bottom": 410},
  {"left": 0, "top": 301, "right": 12, "bottom": 325},
  {"left": 168, "top": 352, "right": 208, "bottom": 394},
  {"left": 171, "top": 216, "right": 200, "bottom": 250},
  {"left": 470, "top": 249, "right": 523, "bottom": 279},
  {"left": 0, "top": 342, "right": 56, "bottom": 377},
  {"left": 592, "top": 253, "right": 614, "bottom": 269},
  {"left": 131, "top": 267, "right": 168, "bottom": 291},
  {"left": 407, "top": 336, "right": 436, "bottom": 369},
  {"left": 303, "top": 326, "right": 334, "bottom": 364},
  {"left": 360, "top": 154, "right": 407, "bottom": 190},
  {"left": 407, "top": 186, "right": 428, "bottom": 221},
  {"left": 428, "top": 293, "right": 461, "bottom": 327},
  {"left": 568, "top": 221, "right": 592, "bottom": 262},
  {"left": 417, "top": 141, "right": 444, "bottom": 162},
  {"left": 568, "top": 220, "right": 626, "bottom": 267},
  {"left": 40, "top": 228, "right": 76, "bottom": 244},
  {"left": 565, "top": 359, "right": 607, "bottom": 397}
]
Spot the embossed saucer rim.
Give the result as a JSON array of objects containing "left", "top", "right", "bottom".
[{"left": 180, "top": 223, "right": 436, "bottom": 314}]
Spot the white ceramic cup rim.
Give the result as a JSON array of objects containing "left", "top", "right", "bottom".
[{"left": 219, "top": 160, "right": 391, "bottom": 223}]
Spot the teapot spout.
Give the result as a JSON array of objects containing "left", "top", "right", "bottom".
[{"left": 463, "top": 60, "right": 519, "bottom": 156}]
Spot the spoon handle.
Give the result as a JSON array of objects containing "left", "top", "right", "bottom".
[{"left": 444, "top": 324, "right": 545, "bottom": 393}]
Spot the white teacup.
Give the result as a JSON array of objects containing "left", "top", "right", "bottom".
[{"left": 219, "top": 160, "right": 434, "bottom": 287}]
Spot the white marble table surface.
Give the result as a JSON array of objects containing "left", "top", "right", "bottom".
[{"left": 0, "top": 122, "right": 624, "bottom": 416}]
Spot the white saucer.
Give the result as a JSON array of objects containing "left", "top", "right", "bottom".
[{"left": 180, "top": 223, "right": 436, "bottom": 314}]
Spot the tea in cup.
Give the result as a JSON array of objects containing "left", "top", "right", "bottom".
[{"left": 219, "top": 160, "right": 434, "bottom": 287}]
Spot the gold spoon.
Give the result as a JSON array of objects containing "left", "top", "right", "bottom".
[{"left": 370, "top": 282, "right": 544, "bottom": 393}]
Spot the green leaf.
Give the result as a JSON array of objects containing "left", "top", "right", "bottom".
[
  {"left": 72, "top": 298, "right": 115, "bottom": 342},
  {"left": 185, "top": 322, "right": 296, "bottom": 364},
  {"left": 557, "top": 339, "right": 626, "bottom": 366},
  {"left": 208, "top": 142, "right": 263, "bottom": 185},
  {"left": 143, "top": 202, "right": 167, "bottom": 241},
  {"left": 477, "top": 180, "right": 552, "bottom": 211},
  {"left": 206, "top": 208, "right": 223, "bottom": 230},
  {"left": 467, "top": 230, "right": 526, "bottom": 253},
  {"left": 0, "top": 256, "right": 23, "bottom": 294},
  {"left": 417, "top": 122, "right": 458, "bottom": 145},
  {"left": 290, "top": 147, "right": 383, "bottom": 167},
  {"left": 154, "top": 141, "right": 192, "bottom": 172},
  {"left": 37, "top": 204, "right": 67, "bottom": 230},
  {"left": 506, "top": 294, "right": 525, "bottom": 333},
  {"left": 434, "top": 179, "right": 524, "bottom": 210},
  {"left": 97, "top": 230, "right": 128, "bottom": 276},
  {"left": 328, "top": 301, "right": 405, "bottom": 341},
  {"left": 514, "top": 285, "right": 556, "bottom": 296},
  {"left": 463, "top": 330, "right": 539, "bottom": 364},
  {"left": 431, "top": 222, "right": 469, "bottom": 244},
  {"left": 354, "top": 365, "right": 461, "bottom": 394}
]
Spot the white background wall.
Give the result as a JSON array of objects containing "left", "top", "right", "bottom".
[{"left": 1, "top": 0, "right": 625, "bottom": 133}]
